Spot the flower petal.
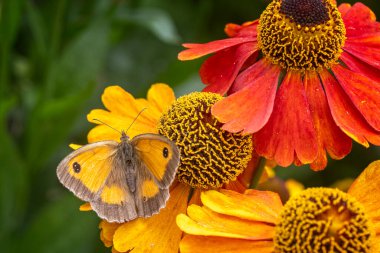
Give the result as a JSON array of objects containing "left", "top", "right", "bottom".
[
  {"left": 254, "top": 71, "right": 318, "bottom": 167},
  {"left": 332, "top": 65, "right": 380, "bottom": 131},
  {"left": 112, "top": 183, "right": 190, "bottom": 253},
  {"left": 348, "top": 161, "right": 380, "bottom": 224},
  {"left": 343, "top": 43, "right": 380, "bottom": 69},
  {"left": 304, "top": 71, "right": 352, "bottom": 170},
  {"left": 201, "top": 42, "right": 258, "bottom": 94},
  {"left": 147, "top": 83, "right": 176, "bottom": 115},
  {"left": 180, "top": 235, "right": 274, "bottom": 253},
  {"left": 340, "top": 51, "right": 380, "bottom": 84},
  {"left": 338, "top": 3, "right": 351, "bottom": 18},
  {"left": 211, "top": 60, "right": 280, "bottom": 134},
  {"left": 87, "top": 85, "right": 167, "bottom": 142},
  {"left": 341, "top": 3, "right": 380, "bottom": 37},
  {"left": 224, "top": 20, "right": 259, "bottom": 38},
  {"left": 178, "top": 37, "right": 256, "bottom": 61},
  {"left": 99, "top": 220, "right": 120, "bottom": 246},
  {"left": 200, "top": 189, "right": 282, "bottom": 224},
  {"left": 177, "top": 205, "right": 275, "bottom": 240},
  {"left": 320, "top": 70, "right": 380, "bottom": 146}
]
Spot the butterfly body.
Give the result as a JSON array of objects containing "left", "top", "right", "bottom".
[{"left": 57, "top": 132, "right": 180, "bottom": 223}]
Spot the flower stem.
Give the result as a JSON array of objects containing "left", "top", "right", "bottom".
[{"left": 250, "top": 157, "right": 267, "bottom": 188}]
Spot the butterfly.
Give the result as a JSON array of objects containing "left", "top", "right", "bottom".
[{"left": 57, "top": 131, "right": 180, "bottom": 223}]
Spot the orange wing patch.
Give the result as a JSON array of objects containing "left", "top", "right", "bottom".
[
  {"left": 101, "top": 185, "right": 127, "bottom": 205},
  {"left": 134, "top": 139, "right": 172, "bottom": 181},
  {"left": 142, "top": 180, "right": 160, "bottom": 198},
  {"left": 68, "top": 146, "right": 114, "bottom": 193}
]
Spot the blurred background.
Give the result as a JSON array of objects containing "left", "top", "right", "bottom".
[{"left": 1, "top": 0, "right": 379, "bottom": 252}]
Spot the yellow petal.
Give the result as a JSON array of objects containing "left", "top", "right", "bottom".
[
  {"left": 201, "top": 189, "right": 282, "bottom": 224},
  {"left": 99, "top": 220, "right": 120, "bottom": 247},
  {"left": 69, "top": 144, "right": 82, "bottom": 150},
  {"left": 180, "top": 235, "right": 274, "bottom": 253},
  {"left": 285, "top": 179, "right": 304, "bottom": 197},
  {"left": 112, "top": 183, "right": 190, "bottom": 253},
  {"left": 371, "top": 236, "right": 380, "bottom": 253},
  {"left": 348, "top": 161, "right": 380, "bottom": 221},
  {"left": 79, "top": 202, "right": 92, "bottom": 211},
  {"left": 177, "top": 205, "right": 275, "bottom": 239},
  {"left": 147, "top": 83, "right": 176, "bottom": 114}
]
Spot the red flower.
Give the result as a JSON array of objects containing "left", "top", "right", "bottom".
[{"left": 179, "top": 0, "right": 380, "bottom": 170}]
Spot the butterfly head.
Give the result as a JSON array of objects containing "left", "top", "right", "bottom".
[{"left": 120, "top": 131, "right": 130, "bottom": 142}]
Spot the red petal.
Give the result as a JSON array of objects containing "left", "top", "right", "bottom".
[
  {"left": 211, "top": 61, "right": 281, "bottom": 134},
  {"left": 342, "top": 3, "right": 380, "bottom": 37},
  {"left": 340, "top": 51, "right": 380, "bottom": 83},
  {"left": 201, "top": 42, "right": 258, "bottom": 94},
  {"left": 345, "top": 33, "right": 380, "bottom": 47},
  {"left": 254, "top": 71, "right": 318, "bottom": 167},
  {"left": 344, "top": 43, "right": 380, "bottom": 69},
  {"left": 178, "top": 37, "right": 256, "bottom": 61},
  {"left": 304, "top": 71, "right": 352, "bottom": 171},
  {"left": 332, "top": 65, "right": 380, "bottom": 131},
  {"left": 230, "top": 59, "right": 275, "bottom": 93},
  {"left": 224, "top": 20, "right": 259, "bottom": 38},
  {"left": 319, "top": 70, "right": 380, "bottom": 146}
]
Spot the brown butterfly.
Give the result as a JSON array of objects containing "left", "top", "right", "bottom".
[{"left": 57, "top": 131, "right": 180, "bottom": 223}]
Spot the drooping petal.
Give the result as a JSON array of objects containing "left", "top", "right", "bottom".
[
  {"left": 112, "top": 183, "right": 190, "bottom": 253},
  {"left": 332, "top": 65, "right": 380, "bottom": 131},
  {"left": 177, "top": 205, "right": 275, "bottom": 240},
  {"left": 254, "top": 71, "right": 318, "bottom": 167},
  {"left": 341, "top": 3, "right": 380, "bottom": 37},
  {"left": 180, "top": 235, "right": 274, "bottom": 253},
  {"left": 224, "top": 20, "right": 259, "bottom": 38},
  {"left": 340, "top": 51, "right": 380, "bottom": 83},
  {"left": 304, "top": 71, "right": 352, "bottom": 170},
  {"left": 200, "top": 190, "right": 282, "bottom": 224},
  {"left": 178, "top": 37, "right": 256, "bottom": 61},
  {"left": 348, "top": 161, "right": 380, "bottom": 226},
  {"left": 211, "top": 60, "right": 280, "bottom": 134},
  {"left": 201, "top": 42, "right": 258, "bottom": 94},
  {"left": 320, "top": 70, "right": 380, "bottom": 146}
]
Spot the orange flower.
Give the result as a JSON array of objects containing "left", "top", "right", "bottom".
[
  {"left": 177, "top": 160, "right": 380, "bottom": 253},
  {"left": 84, "top": 84, "right": 256, "bottom": 252},
  {"left": 179, "top": 0, "right": 380, "bottom": 170}
]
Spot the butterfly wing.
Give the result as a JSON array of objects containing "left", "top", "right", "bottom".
[
  {"left": 57, "top": 141, "right": 118, "bottom": 201},
  {"left": 131, "top": 134, "right": 180, "bottom": 188},
  {"left": 90, "top": 164, "right": 138, "bottom": 223}
]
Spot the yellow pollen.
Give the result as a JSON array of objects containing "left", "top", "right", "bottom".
[
  {"left": 258, "top": 0, "right": 346, "bottom": 71},
  {"left": 274, "top": 188, "right": 373, "bottom": 253},
  {"left": 157, "top": 92, "right": 252, "bottom": 189}
]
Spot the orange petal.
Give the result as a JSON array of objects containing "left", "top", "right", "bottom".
[
  {"left": 304, "top": 71, "right": 352, "bottom": 170},
  {"left": 178, "top": 37, "right": 256, "bottom": 61},
  {"left": 348, "top": 161, "right": 380, "bottom": 223},
  {"left": 201, "top": 42, "right": 258, "bottom": 94},
  {"left": 177, "top": 205, "right": 275, "bottom": 240},
  {"left": 320, "top": 70, "right": 380, "bottom": 147},
  {"left": 99, "top": 220, "right": 121, "bottom": 245},
  {"left": 79, "top": 202, "right": 92, "bottom": 211},
  {"left": 254, "top": 71, "right": 318, "bottom": 167},
  {"left": 338, "top": 3, "right": 351, "bottom": 18},
  {"left": 371, "top": 236, "right": 380, "bottom": 253},
  {"left": 224, "top": 20, "right": 259, "bottom": 38},
  {"left": 333, "top": 65, "right": 380, "bottom": 131},
  {"left": 200, "top": 189, "right": 282, "bottom": 224},
  {"left": 147, "top": 83, "right": 176, "bottom": 115},
  {"left": 180, "top": 235, "right": 274, "bottom": 253},
  {"left": 212, "top": 60, "right": 281, "bottom": 134},
  {"left": 112, "top": 183, "right": 190, "bottom": 253}
]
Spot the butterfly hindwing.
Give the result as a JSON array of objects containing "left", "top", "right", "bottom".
[
  {"left": 57, "top": 141, "right": 118, "bottom": 201},
  {"left": 131, "top": 134, "right": 180, "bottom": 188}
]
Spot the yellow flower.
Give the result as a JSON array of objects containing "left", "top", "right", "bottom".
[
  {"left": 83, "top": 84, "right": 255, "bottom": 252},
  {"left": 177, "top": 161, "right": 380, "bottom": 253}
]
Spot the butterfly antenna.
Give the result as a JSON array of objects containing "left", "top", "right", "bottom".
[
  {"left": 126, "top": 108, "right": 147, "bottom": 134},
  {"left": 92, "top": 119, "right": 122, "bottom": 134}
]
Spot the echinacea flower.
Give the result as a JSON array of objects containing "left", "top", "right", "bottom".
[
  {"left": 177, "top": 160, "right": 380, "bottom": 253},
  {"left": 84, "top": 84, "right": 255, "bottom": 252},
  {"left": 179, "top": 0, "right": 380, "bottom": 170}
]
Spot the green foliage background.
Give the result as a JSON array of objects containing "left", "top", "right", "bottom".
[{"left": 0, "top": 0, "right": 379, "bottom": 252}]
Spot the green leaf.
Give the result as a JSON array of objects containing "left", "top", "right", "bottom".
[{"left": 115, "top": 8, "right": 180, "bottom": 44}]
